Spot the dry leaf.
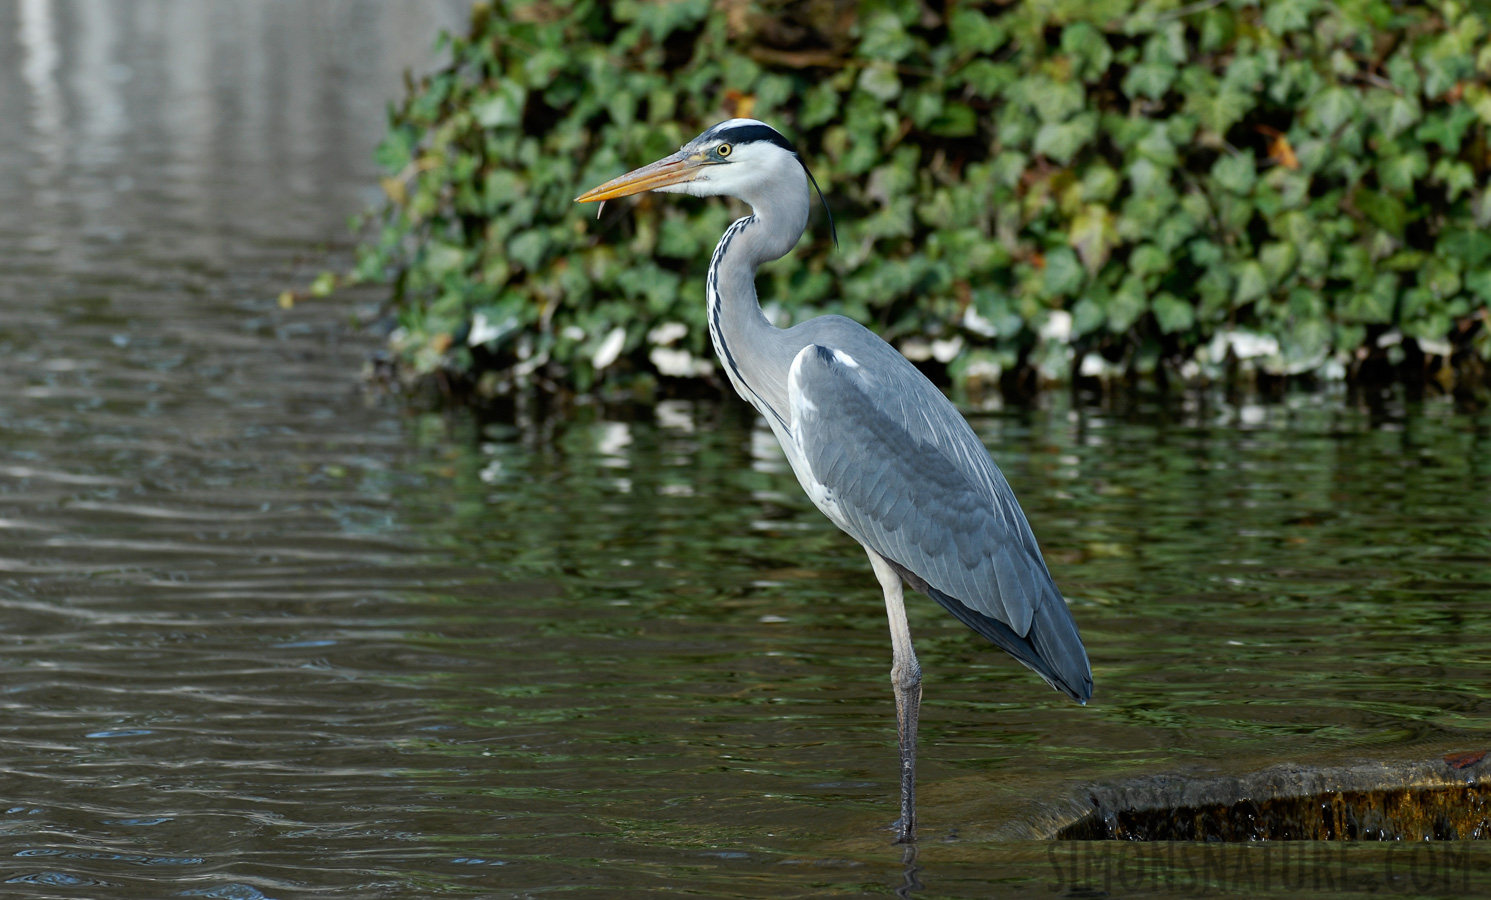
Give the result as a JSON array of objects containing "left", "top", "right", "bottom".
[
  {"left": 1268, "top": 134, "right": 1299, "bottom": 170},
  {"left": 723, "top": 89, "right": 755, "bottom": 120},
  {"left": 1444, "top": 750, "right": 1486, "bottom": 769},
  {"left": 380, "top": 176, "right": 406, "bottom": 206},
  {"left": 1255, "top": 124, "right": 1299, "bottom": 171}
]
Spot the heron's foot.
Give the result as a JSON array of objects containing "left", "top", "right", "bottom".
[{"left": 888, "top": 816, "right": 917, "bottom": 844}]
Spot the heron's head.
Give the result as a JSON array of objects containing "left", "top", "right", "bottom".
[{"left": 576, "top": 118, "right": 835, "bottom": 244}]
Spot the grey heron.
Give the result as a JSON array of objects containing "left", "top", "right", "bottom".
[{"left": 576, "top": 119, "right": 1092, "bottom": 843}]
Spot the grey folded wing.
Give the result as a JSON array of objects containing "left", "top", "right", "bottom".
[{"left": 785, "top": 343, "right": 1092, "bottom": 701}]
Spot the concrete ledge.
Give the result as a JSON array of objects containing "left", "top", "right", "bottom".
[{"left": 1019, "top": 749, "right": 1491, "bottom": 841}]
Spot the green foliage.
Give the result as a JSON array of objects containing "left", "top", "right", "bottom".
[{"left": 355, "top": 0, "right": 1491, "bottom": 392}]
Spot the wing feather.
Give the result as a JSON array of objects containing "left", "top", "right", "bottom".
[{"left": 783, "top": 341, "right": 1091, "bottom": 699}]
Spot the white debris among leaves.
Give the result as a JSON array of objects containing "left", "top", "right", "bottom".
[
  {"left": 468, "top": 312, "right": 517, "bottom": 347},
  {"left": 931, "top": 336, "right": 963, "bottom": 363},
  {"left": 1211, "top": 329, "right": 1280, "bottom": 360},
  {"left": 647, "top": 321, "right": 688, "bottom": 345},
  {"left": 593, "top": 326, "right": 626, "bottom": 370},
  {"left": 899, "top": 338, "right": 932, "bottom": 361},
  {"left": 1039, "top": 310, "right": 1073, "bottom": 344},
  {"left": 650, "top": 347, "right": 714, "bottom": 378},
  {"left": 962, "top": 306, "right": 998, "bottom": 337},
  {"left": 1080, "top": 354, "right": 1121, "bottom": 378}
]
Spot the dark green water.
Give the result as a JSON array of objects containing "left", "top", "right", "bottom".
[{"left": 3, "top": 3, "right": 1491, "bottom": 898}]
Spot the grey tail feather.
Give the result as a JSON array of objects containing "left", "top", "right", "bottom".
[{"left": 885, "top": 560, "right": 1093, "bottom": 704}]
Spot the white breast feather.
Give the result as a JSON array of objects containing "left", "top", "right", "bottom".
[{"left": 781, "top": 344, "right": 851, "bottom": 532}]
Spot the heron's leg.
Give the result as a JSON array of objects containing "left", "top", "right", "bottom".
[{"left": 869, "top": 550, "right": 921, "bottom": 844}]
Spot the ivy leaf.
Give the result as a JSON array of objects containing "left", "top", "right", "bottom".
[
  {"left": 1121, "top": 184, "right": 1179, "bottom": 236},
  {"left": 1123, "top": 62, "right": 1175, "bottom": 100},
  {"left": 1306, "top": 86, "right": 1358, "bottom": 134},
  {"left": 1278, "top": 315, "right": 1330, "bottom": 370},
  {"left": 1364, "top": 89, "right": 1421, "bottom": 141},
  {"left": 957, "top": 60, "right": 1017, "bottom": 99},
  {"left": 617, "top": 0, "right": 711, "bottom": 40},
  {"left": 949, "top": 8, "right": 1008, "bottom": 54},
  {"left": 858, "top": 64, "right": 902, "bottom": 101},
  {"left": 1233, "top": 260, "right": 1268, "bottom": 305},
  {"left": 1184, "top": 74, "right": 1254, "bottom": 136},
  {"left": 1467, "top": 269, "right": 1491, "bottom": 303},
  {"left": 1197, "top": 265, "right": 1233, "bottom": 320},
  {"left": 1106, "top": 278, "right": 1148, "bottom": 333},
  {"left": 1223, "top": 53, "right": 1266, "bottom": 92},
  {"left": 1398, "top": 286, "right": 1440, "bottom": 334},
  {"left": 971, "top": 289, "right": 1023, "bottom": 337},
  {"left": 930, "top": 103, "right": 977, "bottom": 138},
  {"left": 1262, "top": 0, "right": 1320, "bottom": 34},
  {"left": 473, "top": 82, "right": 528, "bottom": 128},
  {"left": 1016, "top": 78, "right": 1085, "bottom": 124},
  {"left": 1212, "top": 151, "right": 1257, "bottom": 196},
  {"left": 991, "top": 151, "right": 1028, "bottom": 187},
  {"left": 509, "top": 230, "right": 554, "bottom": 272},
  {"left": 425, "top": 242, "right": 467, "bottom": 277},
  {"left": 1071, "top": 293, "right": 1106, "bottom": 337},
  {"left": 1260, "top": 242, "right": 1297, "bottom": 286},
  {"left": 907, "top": 89, "right": 945, "bottom": 129},
  {"left": 1437, "top": 229, "right": 1491, "bottom": 271},
  {"left": 1069, "top": 205, "right": 1119, "bottom": 275},
  {"left": 858, "top": 10, "right": 915, "bottom": 62},
  {"left": 1061, "top": 22, "right": 1113, "bottom": 82},
  {"left": 1043, "top": 247, "right": 1085, "bottom": 297},
  {"left": 1189, "top": 238, "right": 1223, "bottom": 267},
  {"left": 1080, "top": 165, "right": 1119, "bottom": 203},
  {"left": 1153, "top": 205, "right": 1198, "bottom": 252},
  {"left": 1341, "top": 273, "right": 1398, "bottom": 323},
  {"left": 1377, "top": 150, "right": 1428, "bottom": 195},
  {"left": 1383, "top": 249, "right": 1429, "bottom": 272},
  {"left": 1415, "top": 105, "right": 1479, "bottom": 154},
  {"left": 1385, "top": 52, "right": 1421, "bottom": 97},
  {"left": 1199, "top": 7, "right": 1234, "bottom": 53},
  {"left": 1152, "top": 292, "right": 1195, "bottom": 333},
  {"left": 1298, "top": 238, "right": 1330, "bottom": 279},
  {"left": 1432, "top": 159, "right": 1476, "bottom": 201},
  {"left": 1420, "top": 50, "right": 1471, "bottom": 99},
  {"left": 1134, "top": 126, "right": 1178, "bottom": 167},
  {"left": 800, "top": 82, "right": 842, "bottom": 129},
  {"left": 1423, "top": 257, "right": 1461, "bottom": 299},
  {"left": 1034, "top": 113, "right": 1096, "bottom": 164},
  {"left": 1125, "top": 158, "right": 1167, "bottom": 195},
  {"left": 1353, "top": 186, "right": 1409, "bottom": 236},
  {"left": 374, "top": 127, "right": 415, "bottom": 173},
  {"left": 1130, "top": 243, "right": 1169, "bottom": 278}
]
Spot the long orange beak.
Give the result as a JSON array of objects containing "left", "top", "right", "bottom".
[{"left": 574, "top": 152, "right": 709, "bottom": 203}]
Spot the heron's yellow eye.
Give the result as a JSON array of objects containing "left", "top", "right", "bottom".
[{"left": 716, "top": 143, "right": 732, "bottom": 158}]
